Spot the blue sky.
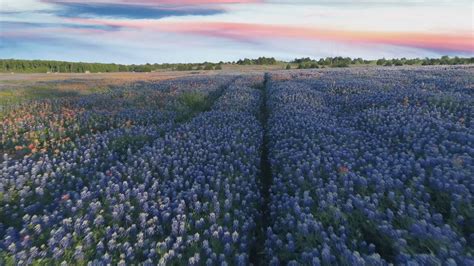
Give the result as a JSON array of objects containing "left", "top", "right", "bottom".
[{"left": 0, "top": 0, "right": 472, "bottom": 64}]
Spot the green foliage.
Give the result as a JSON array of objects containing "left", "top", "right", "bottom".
[
  {"left": 294, "top": 56, "right": 474, "bottom": 68},
  {"left": 1, "top": 56, "right": 472, "bottom": 73},
  {"left": 175, "top": 64, "right": 193, "bottom": 71},
  {"left": 294, "top": 57, "right": 353, "bottom": 69},
  {"left": 179, "top": 92, "right": 208, "bottom": 111},
  {"left": 203, "top": 64, "right": 214, "bottom": 70},
  {"left": 236, "top": 57, "right": 277, "bottom": 65},
  {"left": 292, "top": 57, "right": 313, "bottom": 64},
  {"left": 352, "top": 57, "right": 370, "bottom": 64},
  {"left": 175, "top": 91, "right": 214, "bottom": 122},
  {"left": 0, "top": 59, "right": 126, "bottom": 73},
  {"left": 377, "top": 56, "right": 473, "bottom": 67},
  {"left": 297, "top": 62, "right": 319, "bottom": 69},
  {"left": 377, "top": 58, "right": 387, "bottom": 66},
  {"left": 285, "top": 64, "right": 291, "bottom": 70},
  {"left": 0, "top": 86, "right": 99, "bottom": 109},
  {"left": 0, "top": 59, "right": 219, "bottom": 73},
  {"left": 0, "top": 252, "right": 16, "bottom": 266}
]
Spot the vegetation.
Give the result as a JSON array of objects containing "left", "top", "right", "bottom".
[
  {"left": 1, "top": 56, "right": 473, "bottom": 73},
  {"left": 0, "top": 86, "right": 104, "bottom": 111},
  {"left": 293, "top": 56, "right": 474, "bottom": 69},
  {"left": 293, "top": 57, "right": 367, "bottom": 68},
  {"left": 376, "top": 56, "right": 474, "bottom": 66},
  {"left": 0, "top": 59, "right": 223, "bottom": 73},
  {"left": 236, "top": 57, "right": 278, "bottom": 65}
]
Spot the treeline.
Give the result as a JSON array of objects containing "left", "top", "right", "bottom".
[
  {"left": 376, "top": 56, "right": 474, "bottom": 66},
  {"left": 0, "top": 59, "right": 223, "bottom": 73},
  {"left": 236, "top": 57, "right": 277, "bottom": 65},
  {"left": 291, "top": 56, "right": 474, "bottom": 70},
  {"left": 292, "top": 57, "right": 370, "bottom": 69},
  {"left": 1, "top": 56, "right": 473, "bottom": 73},
  {"left": 171, "top": 63, "right": 222, "bottom": 71},
  {"left": 0, "top": 59, "right": 128, "bottom": 73}
]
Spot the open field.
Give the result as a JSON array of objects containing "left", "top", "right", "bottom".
[
  {"left": 0, "top": 71, "right": 208, "bottom": 105},
  {"left": 0, "top": 65, "right": 473, "bottom": 265}
]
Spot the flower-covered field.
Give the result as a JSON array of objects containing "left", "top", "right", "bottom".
[{"left": 1, "top": 66, "right": 473, "bottom": 265}]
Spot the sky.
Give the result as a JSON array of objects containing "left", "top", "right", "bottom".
[{"left": 0, "top": 0, "right": 473, "bottom": 64}]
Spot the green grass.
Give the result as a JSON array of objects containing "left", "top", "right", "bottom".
[
  {"left": 179, "top": 91, "right": 209, "bottom": 111},
  {"left": 174, "top": 91, "right": 215, "bottom": 122},
  {"left": 0, "top": 87, "right": 78, "bottom": 105},
  {"left": 0, "top": 86, "right": 108, "bottom": 119},
  {"left": 0, "top": 84, "right": 110, "bottom": 105}
]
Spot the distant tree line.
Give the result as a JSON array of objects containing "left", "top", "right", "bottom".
[
  {"left": 376, "top": 56, "right": 474, "bottom": 66},
  {"left": 1, "top": 56, "right": 473, "bottom": 73},
  {"left": 292, "top": 56, "right": 474, "bottom": 70},
  {"left": 236, "top": 57, "right": 277, "bottom": 65},
  {"left": 172, "top": 62, "right": 222, "bottom": 71},
  {"left": 0, "top": 59, "right": 223, "bottom": 73},
  {"left": 0, "top": 59, "right": 126, "bottom": 73},
  {"left": 292, "top": 57, "right": 371, "bottom": 69}
]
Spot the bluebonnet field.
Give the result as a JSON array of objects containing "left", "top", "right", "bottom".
[
  {"left": 265, "top": 67, "right": 473, "bottom": 265},
  {"left": 0, "top": 66, "right": 473, "bottom": 265}
]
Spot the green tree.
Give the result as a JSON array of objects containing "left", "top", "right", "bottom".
[{"left": 203, "top": 64, "right": 214, "bottom": 70}]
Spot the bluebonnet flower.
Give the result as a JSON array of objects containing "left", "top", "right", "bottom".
[{"left": 263, "top": 68, "right": 473, "bottom": 264}]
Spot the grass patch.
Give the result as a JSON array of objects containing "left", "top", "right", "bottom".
[
  {"left": 174, "top": 91, "right": 215, "bottom": 122},
  {"left": 0, "top": 87, "right": 79, "bottom": 105},
  {"left": 0, "top": 252, "right": 16, "bottom": 266},
  {"left": 0, "top": 85, "right": 108, "bottom": 108},
  {"left": 179, "top": 91, "right": 209, "bottom": 111}
]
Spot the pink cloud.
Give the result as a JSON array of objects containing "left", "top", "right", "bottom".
[
  {"left": 66, "top": 19, "right": 474, "bottom": 53},
  {"left": 155, "top": 22, "right": 474, "bottom": 53}
]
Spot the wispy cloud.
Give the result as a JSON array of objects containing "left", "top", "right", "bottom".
[
  {"left": 72, "top": 19, "right": 474, "bottom": 54},
  {"left": 0, "top": 20, "right": 121, "bottom": 31},
  {"left": 43, "top": 0, "right": 262, "bottom": 6},
  {"left": 47, "top": 2, "right": 224, "bottom": 19},
  {"left": 110, "top": 0, "right": 263, "bottom": 5}
]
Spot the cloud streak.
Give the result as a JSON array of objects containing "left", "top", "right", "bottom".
[
  {"left": 73, "top": 19, "right": 474, "bottom": 54},
  {"left": 0, "top": 20, "right": 121, "bottom": 31},
  {"left": 47, "top": 2, "right": 224, "bottom": 19},
  {"left": 110, "top": 0, "right": 263, "bottom": 5},
  {"left": 42, "top": 0, "right": 262, "bottom": 9},
  {"left": 1, "top": 0, "right": 472, "bottom": 63}
]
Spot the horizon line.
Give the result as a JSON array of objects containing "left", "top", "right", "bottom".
[{"left": 1, "top": 55, "right": 473, "bottom": 66}]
